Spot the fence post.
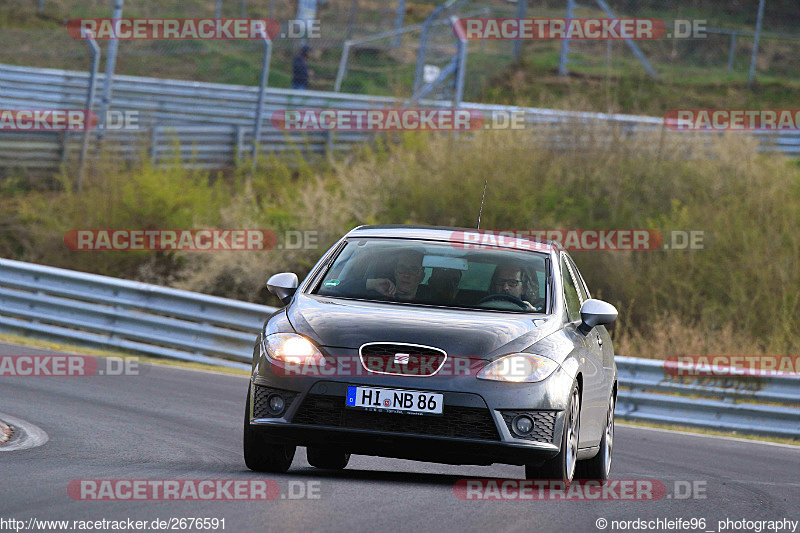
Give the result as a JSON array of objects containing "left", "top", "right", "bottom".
[
  {"left": 252, "top": 28, "right": 272, "bottom": 166},
  {"left": 454, "top": 17, "right": 467, "bottom": 108},
  {"left": 558, "top": 0, "right": 574, "bottom": 75},
  {"left": 346, "top": 0, "right": 359, "bottom": 40},
  {"left": 593, "top": 0, "right": 658, "bottom": 80},
  {"left": 215, "top": 0, "right": 223, "bottom": 20},
  {"left": 334, "top": 41, "right": 351, "bottom": 92},
  {"left": 727, "top": 32, "right": 737, "bottom": 72},
  {"left": 512, "top": 0, "right": 526, "bottom": 60},
  {"left": 78, "top": 30, "right": 100, "bottom": 192},
  {"left": 413, "top": 2, "right": 448, "bottom": 95},
  {"left": 748, "top": 0, "right": 766, "bottom": 86},
  {"left": 97, "top": 0, "right": 123, "bottom": 141},
  {"left": 393, "top": 0, "right": 406, "bottom": 47}
]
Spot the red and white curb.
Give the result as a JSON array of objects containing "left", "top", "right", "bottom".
[
  {"left": 0, "top": 413, "right": 48, "bottom": 451},
  {"left": 0, "top": 420, "right": 11, "bottom": 443}
]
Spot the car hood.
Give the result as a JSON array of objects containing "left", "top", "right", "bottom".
[{"left": 286, "top": 293, "right": 559, "bottom": 359}]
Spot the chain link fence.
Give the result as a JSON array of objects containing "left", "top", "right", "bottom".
[{"left": 1, "top": 0, "right": 798, "bottom": 101}]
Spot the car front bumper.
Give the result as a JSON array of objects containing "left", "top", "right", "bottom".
[{"left": 248, "top": 359, "right": 576, "bottom": 467}]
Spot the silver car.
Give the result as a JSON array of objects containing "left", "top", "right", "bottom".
[{"left": 245, "top": 225, "right": 618, "bottom": 481}]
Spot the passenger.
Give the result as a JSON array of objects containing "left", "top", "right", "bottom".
[{"left": 365, "top": 249, "right": 430, "bottom": 302}]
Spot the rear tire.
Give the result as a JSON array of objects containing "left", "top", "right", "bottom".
[
  {"left": 243, "top": 384, "right": 296, "bottom": 473},
  {"left": 525, "top": 379, "right": 580, "bottom": 483},
  {"left": 306, "top": 447, "right": 350, "bottom": 470},
  {"left": 576, "top": 392, "right": 614, "bottom": 480}
]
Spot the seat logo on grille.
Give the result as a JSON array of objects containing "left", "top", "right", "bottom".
[{"left": 393, "top": 353, "right": 410, "bottom": 365}]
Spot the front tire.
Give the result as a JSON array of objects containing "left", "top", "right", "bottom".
[
  {"left": 576, "top": 392, "right": 614, "bottom": 480},
  {"left": 525, "top": 380, "right": 580, "bottom": 482},
  {"left": 243, "top": 384, "right": 296, "bottom": 473},
  {"left": 306, "top": 447, "right": 350, "bottom": 470}
]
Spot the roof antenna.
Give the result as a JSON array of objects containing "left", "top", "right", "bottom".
[{"left": 476, "top": 180, "right": 487, "bottom": 229}]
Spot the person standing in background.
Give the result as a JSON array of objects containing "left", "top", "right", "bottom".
[{"left": 292, "top": 45, "right": 312, "bottom": 90}]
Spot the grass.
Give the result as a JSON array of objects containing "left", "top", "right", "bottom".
[
  {"left": 0, "top": 331, "right": 250, "bottom": 376},
  {"left": 616, "top": 420, "right": 800, "bottom": 447}
]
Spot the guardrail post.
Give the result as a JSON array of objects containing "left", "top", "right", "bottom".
[
  {"left": 234, "top": 125, "right": 243, "bottom": 164},
  {"left": 60, "top": 131, "right": 70, "bottom": 166},
  {"left": 149, "top": 124, "right": 159, "bottom": 162},
  {"left": 78, "top": 30, "right": 100, "bottom": 192},
  {"left": 252, "top": 28, "right": 273, "bottom": 166}
]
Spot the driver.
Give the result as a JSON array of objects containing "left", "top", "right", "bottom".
[{"left": 489, "top": 265, "right": 543, "bottom": 311}]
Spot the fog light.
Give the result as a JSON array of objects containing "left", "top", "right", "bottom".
[
  {"left": 513, "top": 415, "right": 534, "bottom": 436},
  {"left": 267, "top": 394, "right": 285, "bottom": 415}
]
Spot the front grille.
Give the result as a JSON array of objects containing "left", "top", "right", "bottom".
[
  {"left": 359, "top": 343, "right": 447, "bottom": 376},
  {"left": 293, "top": 394, "right": 501, "bottom": 441},
  {"left": 500, "top": 410, "right": 557, "bottom": 443},
  {"left": 253, "top": 384, "right": 298, "bottom": 418}
]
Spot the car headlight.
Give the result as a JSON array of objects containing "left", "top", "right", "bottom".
[
  {"left": 476, "top": 353, "right": 559, "bottom": 383},
  {"left": 261, "top": 333, "right": 324, "bottom": 365}
]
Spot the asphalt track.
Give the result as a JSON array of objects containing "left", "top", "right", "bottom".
[{"left": 1, "top": 341, "right": 798, "bottom": 533}]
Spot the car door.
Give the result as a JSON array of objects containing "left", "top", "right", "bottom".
[
  {"left": 566, "top": 255, "right": 614, "bottom": 369},
  {"left": 561, "top": 253, "right": 605, "bottom": 448}
]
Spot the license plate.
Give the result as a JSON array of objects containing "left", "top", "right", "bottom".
[{"left": 345, "top": 386, "right": 443, "bottom": 415}]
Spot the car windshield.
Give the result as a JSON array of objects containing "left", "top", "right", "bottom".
[{"left": 312, "top": 238, "right": 548, "bottom": 313}]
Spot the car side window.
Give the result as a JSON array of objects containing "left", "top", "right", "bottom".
[
  {"left": 561, "top": 256, "right": 582, "bottom": 322},
  {"left": 565, "top": 256, "right": 590, "bottom": 301}
]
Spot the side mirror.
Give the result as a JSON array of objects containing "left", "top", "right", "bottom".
[
  {"left": 577, "top": 299, "right": 618, "bottom": 335},
  {"left": 266, "top": 272, "right": 299, "bottom": 305}
]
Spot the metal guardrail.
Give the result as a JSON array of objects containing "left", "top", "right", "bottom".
[
  {"left": 616, "top": 356, "right": 800, "bottom": 439},
  {"left": 0, "top": 257, "right": 276, "bottom": 370},
  {"left": 0, "top": 257, "right": 797, "bottom": 437},
  {"left": 1, "top": 63, "right": 799, "bottom": 174}
]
